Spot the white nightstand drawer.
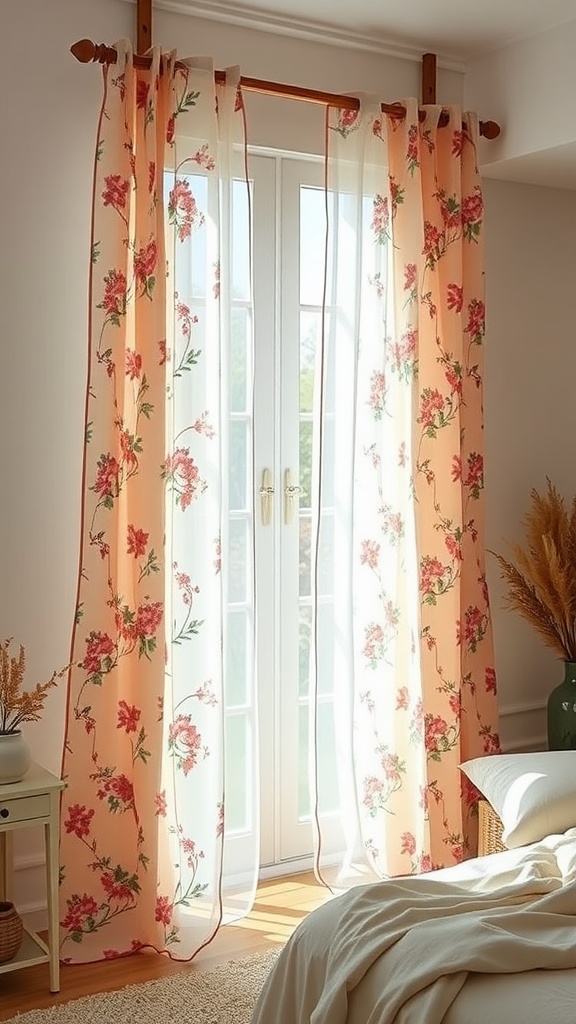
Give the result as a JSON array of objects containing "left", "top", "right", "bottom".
[{"left": 0, "top": 794, "right": 51, "bottom": 824}]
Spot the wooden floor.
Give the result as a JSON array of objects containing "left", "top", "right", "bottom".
[{"left": 0, "top": 871, "right": 332, "bottom": 1020}]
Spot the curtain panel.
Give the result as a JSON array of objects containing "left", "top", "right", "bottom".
[
  {"left": 311, "top": 97, "right": 500, "bottom": 883},
  {"left": 59, "top": 42, "right": 256, "bottom": 962}
]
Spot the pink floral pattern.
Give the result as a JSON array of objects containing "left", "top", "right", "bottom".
[
  {"left": 168, "top": 179, "right": 205, "bottom": 241},
  {"left": 60, "top": 45, "right": 248, "bottom": 963},
  {"left": 322, "top": 98, "right": 500, "bottom": 879}
]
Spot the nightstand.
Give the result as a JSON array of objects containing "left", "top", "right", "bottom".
[{"left": 0, "top": 762, "right": 65, "bottom": 992}]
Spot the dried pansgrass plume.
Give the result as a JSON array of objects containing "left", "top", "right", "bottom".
[
  {"left": 491, "top": 480, "right": 576, "bottom": 661},
  {"left": 0, "top": 639, "right": 70, "bottom": 734}
]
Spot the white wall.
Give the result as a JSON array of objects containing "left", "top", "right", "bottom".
[
  {"left": 150, "top": 5, "right": 464, "bottom": 155},
  {"left": 483, "top": 179, "right": 576, "bottom": 752},
  {"left": 1, "top": 0, "right": 574, "bottom": 913}
]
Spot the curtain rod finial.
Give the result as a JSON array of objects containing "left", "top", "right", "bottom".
[
  {"left": 71, "top": 39, "right": 116, "bottom": 65},
  {"left": 480, "top": 120, "right": 501, "bottom": 140},
  {"left": 70, "top": 38, "right": 96, "bottom": 63}
]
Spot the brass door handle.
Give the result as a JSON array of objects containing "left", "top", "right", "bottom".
[
  {"left": 284, "top": 469, "right": 301, "bottom": 525},
  {"left": 259, "top": 469, "right": 274, "bottom": 526}
]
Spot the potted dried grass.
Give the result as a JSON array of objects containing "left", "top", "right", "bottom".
[
  {"left": 491, "top": 479, "right": 576, "bottom": 750},
  {"left": 0, "top": 639, "right": 69, "bottom": 783}
]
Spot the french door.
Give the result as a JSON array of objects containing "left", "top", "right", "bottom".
[{"left": 224, "top": 151, "right": 345, "bottom": 872}]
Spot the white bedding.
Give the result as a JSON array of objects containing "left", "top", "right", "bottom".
[{"left": 251, "top": 829, "right": 576, "bottom": 1024}]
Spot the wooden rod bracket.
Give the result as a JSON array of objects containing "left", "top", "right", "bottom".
[
  {"left": 421, "top": 52, "right": 437, "bottom": 105},
  {"left": 137, "top": 0, "right": 152, "bottom": 54}
]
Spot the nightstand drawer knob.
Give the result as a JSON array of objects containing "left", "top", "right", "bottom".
[{"left": 0, "top": 808, "right": 9, "bottom": 819}]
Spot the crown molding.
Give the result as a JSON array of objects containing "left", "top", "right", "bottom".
[{"left": 116, "top": 0, "right": 466, "bottom": 72}]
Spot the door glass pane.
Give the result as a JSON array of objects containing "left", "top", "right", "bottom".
[
  {"left": 299, "top": 602, "right": 335, "bottom": 698},
  {"left": 323, "top": 313, "right": 336, "bottom": 415},
  {"left": 230, "top": 309, "right": 249, "bottom": 413},
  {"left": 229, "top": 419, "right": 248, "bottom": 510},
  {"left": 299, "top": 514, "right": 311, "bottom": 598},
  {"left": 299, "top": 502, "right": 336, "bottom": 593},
  {"left": 299, "top": 419, "right": 313, "bottom": 509},
  {"left": 300, "top": 419, "right": 336, "bottom": 514},
  {"left": 317, "top": 514, "right": 334, "bottom": 596},
  {"left": 317, "top": 602, "right": 335, "bottom": 696},
  {"left": 226, "top": 611, "right": 248, "bottom": 706},
  {"left": 299, "top": 604, "right": 312, "bottom": 698},
  {"left": 298, "top": 700, "right": 339, "bottom": 819},
  {"left": 299, "top": 308, "right": 335, "bottom": 414},
  {"left": 300, "top": 311, "right": 317, "bottom": 412},
  {"left": 225, "top": 713, "right": 248, "bottom": 831},
  {"left": 298, "top": 703, "right": 309, "bottom": 818},
  {"left": 300, "top": 187, "right": 332, "bottom": 305},
  {"left": 228, "top": 517, "right": 248, "bottom": 604},
  {"left": 319, "top": 417, "right": 335, "bottom": 508},
  {"left": 232, "top": 179, "right": 251, "bottom": 301},
  {"left": 317, "top": 701, "right": 339, "bottom": 815}
]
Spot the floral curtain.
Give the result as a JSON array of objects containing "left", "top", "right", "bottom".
[
  {"left": 59, "top": 41, "right": 256, "bottom": 961},
  {"left": 60, "top": 43, "right": 501, "bottom": 954},
  {"left": 312, "top": 98, "right": 500, "bottom": 882}
]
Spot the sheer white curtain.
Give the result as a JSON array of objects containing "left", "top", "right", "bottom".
[
  {"left": 309, "top": 98, "right": 417, "bottom": 886},
  {"left": 163, "top": 58, "right": 259, "bottom": 950}
]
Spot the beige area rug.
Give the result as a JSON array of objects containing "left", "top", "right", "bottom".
[{"left": 5, "top": 948, "right": 282, "bottom": 1024}]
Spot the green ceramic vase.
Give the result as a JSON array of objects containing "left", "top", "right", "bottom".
[{"left": 547, "top": 660, "right": 576, "bottom": 750}]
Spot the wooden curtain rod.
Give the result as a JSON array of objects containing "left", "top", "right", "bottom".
[{"left": 70, "top": 39, "right": 501, "bottom": 140}]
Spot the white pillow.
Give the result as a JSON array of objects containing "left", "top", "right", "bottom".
[{"left": 459, "top": 751, "right": 576, "bottom": 849}]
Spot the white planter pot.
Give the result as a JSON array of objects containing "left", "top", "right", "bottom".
[{"left": 0, "top": 732, "right": 32, "bottom": 784}]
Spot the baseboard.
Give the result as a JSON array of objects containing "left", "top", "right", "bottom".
[
  {"left": 502, "top": 736, "right": 547, "bottom": 753},
  {"left": 12, "top": 852, "right": 48, "bottom": 930},
  {"left": 498, "top": 699, "right": 547, "bottom": 753}
]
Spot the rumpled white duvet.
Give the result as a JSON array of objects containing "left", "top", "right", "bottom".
[{"left": 252, "top": 829, "right": 576, "bottom": 1024}]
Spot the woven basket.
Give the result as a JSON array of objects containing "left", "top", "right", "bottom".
[
  {"left": 0, "top": 901, "right": 23, "bottom": 963},
  {"left": 478, "top": 799, "right": 507, "bottom": 857}
]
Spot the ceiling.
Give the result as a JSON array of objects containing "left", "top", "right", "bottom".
[
  {"left": 482, "top": 143, "right": 576, "bottom": 192},
  {"left": 155, "top": 0, "right": 576, "bottom": 63},
  {"left": 146, "top": 0, "right": 576, "bottom": 189}
]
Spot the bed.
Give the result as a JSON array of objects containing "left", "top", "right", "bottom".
[{"left": 251, "top": 750, "right": 576, "bottom": 1024}]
